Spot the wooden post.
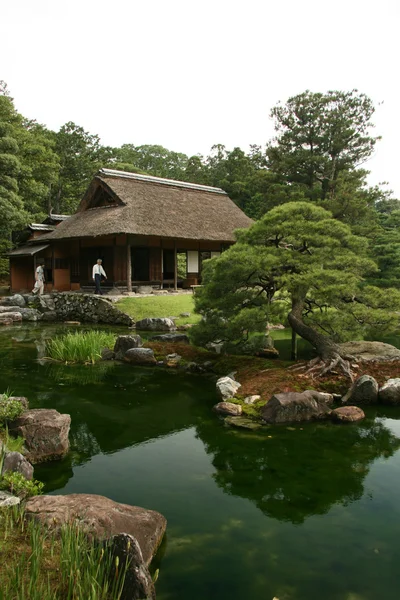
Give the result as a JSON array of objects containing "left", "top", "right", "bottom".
[
  {"left": 174, "top": 240, "right": 178, "bottom": 291},
  {"left": 127, "top": 238, "right": 132, "bottom": 293},
  {"left": 291, "top": 329, "right": 298, "bottom": 361}
]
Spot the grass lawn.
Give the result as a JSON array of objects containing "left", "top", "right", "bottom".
[{"left": 116, "top": 295, "right": 200, "bottom": 326}]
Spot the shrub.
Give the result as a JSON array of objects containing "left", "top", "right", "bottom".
[
  {"left": 46, "top": 330, "right": 117, "bottom": 364},
  {"left": 0, "top": 472, "right": 44, "bottom": 499},
  {"left": 0, "top": 395, "right": 24, "bottom": 424}
]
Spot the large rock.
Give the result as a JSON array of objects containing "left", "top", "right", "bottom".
[
  {"left": 114, "top": 334, "right": 143, "bottom": 360},
  {"left": 135, "top": 317, "right": 176, "bottom": 331},
  {"left": 342, "top": 374, "right": 379, "bottom": 405},
  {"left": 213, "top": 402, "right": 242, "bottom": 416},
  {"left": 25, "top": 494, "right": 167, "bottom": 565},
  {"left": 9, "top": 409, "right": 71, "bottom": 463},
  {"left": 379, "top": 378, "right": 400, "bottom": 405},
  {"left": 124, "top": 348, "right": 157, "bottom": 366},
  {"left": 0, "top": 491, "right": 20, "bottom": 507},
  {"left": 0, "top": 311, "right": 22, "bottom": 323},
  {"left": 2, "top": 451, "right": 34, "bottom": 480},
  {"left": 261, "top": 390, "right": 334, "bottom": 424},
  {"left": 150, "top": 333, "right": 190, "bottom": 343},
  {"left": 339, "top": 341, "right": 400, "bottom": 362},
  {"left": 331, "top": 406, "right": 365, "bottom": 423},
  {"left": 0, "top": 294, "right": 26, "bottom": 308},
  {"left": 110, "top": 533, "right": 155, "bottom": 600},
  {"left": 216, "top": 376, "right": 241, "bottom": 400}
]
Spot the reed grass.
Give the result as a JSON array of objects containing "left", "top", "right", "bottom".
[
  {"left": 0, "top": 506, "right": 129, "bottom": 600},
  {"left": 46, "top": 331, "right": 117, "bottom": 365}
]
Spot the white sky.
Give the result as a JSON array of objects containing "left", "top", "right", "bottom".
[{"left": 2, "top": 0, "right": 399, "bottom": 196}]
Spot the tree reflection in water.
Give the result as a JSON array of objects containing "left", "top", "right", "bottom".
[{"left": 196, "top": 414, "right": 400, "bottom": 523}]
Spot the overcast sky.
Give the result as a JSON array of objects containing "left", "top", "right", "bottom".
[{"left": 2, "top": 0, "right": 399, "bottom": 196}]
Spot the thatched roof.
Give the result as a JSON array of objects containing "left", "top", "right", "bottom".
[{"left": 43, "top": 169, "right": 253, "bottom": 242}]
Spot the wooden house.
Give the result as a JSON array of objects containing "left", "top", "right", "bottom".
[{"left": 8, "top": 169, "right": 253, "bottom": 293}]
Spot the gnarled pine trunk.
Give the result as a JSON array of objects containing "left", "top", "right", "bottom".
[{"left": 288, "top": 298, "right": 355, "bottom": 379}]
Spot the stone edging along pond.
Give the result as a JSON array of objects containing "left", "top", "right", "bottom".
[
  {"left": 0, "top": 393, "right": 166, "bottom": 600},
  {"left": 105, "top": 335, "right": 400, "bottom": 431}
]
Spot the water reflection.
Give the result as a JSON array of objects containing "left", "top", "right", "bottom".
[{"left": 196, "top": 414, "right": 400, "bottom": 523}]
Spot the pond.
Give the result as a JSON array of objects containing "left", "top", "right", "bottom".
[{"left": 1, "top": 324, "right": 400, "bottom": 600}]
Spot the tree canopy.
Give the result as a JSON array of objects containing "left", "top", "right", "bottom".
[
  {"left": 0, "top": 82, "right": 399, "bottom": 295},
  {"left": 190, "top": 202, "right": 400, "bottom": 376}
]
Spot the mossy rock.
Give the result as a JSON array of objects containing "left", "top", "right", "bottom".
[{"left": 224, "top": 416, "right": 262, "bottom": 430}]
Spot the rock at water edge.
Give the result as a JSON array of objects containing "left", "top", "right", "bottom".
[
  {"left": 135, "top": 317, "right": 176, "bottom": 331},
  {"left": 213, "top": 402, "right": 242, "bottom": 416},
  {"left": 25, "top": 494, "right": 167, "bottom": 566},
  {"left": 124, "top": 348, "right": 157, "bottom": 366},
  {"left": 331, "top": 406, "right": 365, "bottom": 422},
  {"left": 379, "top": 378, "right": 400, "bottom": 405},
  {"left": 9, "top": 409, "right": 71, "bottom": 464},
  {"left": 114, "top": 335, "right": 143, "bottom": 360},
  {"left": 150, "top": 333, "right": 190, "bottom": 343},
  {"left": 2, "top": 451, "right": 34, "bottom": 480},
  {"left": 342, "top": 374, "right": 378, "bottom": 405},
  {"left": 110, "top": 533, "right": 156, "bottom": 600},
  {"left": 216, "top": 376, "right": 241, "bottom": 400},
  {"left": 224, "top": 416, "right": 262, "bottom": 430},
  {"left": 261, "top": 390, "right": 334, "bottom": 424}
]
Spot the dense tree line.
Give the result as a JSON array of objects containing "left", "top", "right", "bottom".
[{"left": 0, "top": 82, "right": 399, "bottom": 289}]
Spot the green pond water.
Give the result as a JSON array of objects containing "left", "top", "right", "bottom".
[{"left": 2, "top": 324, "right": 400, "bottom": 599}]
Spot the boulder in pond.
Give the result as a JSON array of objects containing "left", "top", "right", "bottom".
[
  {"left": 261, "top": 390, "right": 334, "bottom": 424},
  {"left": 124, "top": 348, "right": 157, "bottom": 366},
  {"left": 213, "top": 402, "right": 242, "bottom": 416},
  {"left": 331, "top": 406, "right": 365, "bottom": 423},
  {"left": 109, "top": 533, "right": 155, "bottom": 600},
  {"left": 0, "top": 294, "right": 26, "bottom": 308},
  {"left": 25, "top": 494, "right": 167, "bottom": 566},
  {"left": 342, "top": 374, "right": 378, "bottom": 405},
  {"left": 9, "top": 409, "right": 71, "bottom": 464},
  {"left": 379, "top": 378, "right": 400, "bottom": 405},
  {"left": 1, "top": 451, "right": 34, "bottom": 480},
  {"left": 135, "top": 317, "right": 176, "bottom": 331},
  {"left": 114, "top": 334, "right": 143, "bottom": 360},
  {"left": 216, "top": 376, "right": 241, "bottom": 400},
  {"left": 150, "top": 333, "right": 189, "bottom": 343},
  {"left": 339, "top": 341, "right": 400, "bottom": 362},
  {"left": 224, "top": 416, "right": 262, "bottom": 430}
]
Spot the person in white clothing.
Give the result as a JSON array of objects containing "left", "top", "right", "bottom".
[
  {"left": 92, "top": 259, "right": 107, "bottom": 294},
  {"left": 32, "top": 260, "right": 45, "bottom": 295}
]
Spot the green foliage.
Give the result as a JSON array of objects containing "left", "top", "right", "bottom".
[
  {"left": 0, "top": 395, "right": 24, "bottom": 424},
  {"left": 0, "top": 508, "right": 129, "bottom": 599},
  {"left": 46, "top": 330, "right": 117, "bottom": 364},
  {"left": 0, "top": 472, "right": 43, "bottom": 499},
  {"left": 190, "top": 202, "right": 400, "bottom": 353}
]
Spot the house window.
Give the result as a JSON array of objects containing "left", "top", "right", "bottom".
[{"left": 55, "top": 258, "right": 69, "bottom": 269}]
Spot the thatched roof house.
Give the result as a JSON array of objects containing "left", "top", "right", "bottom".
[{"left": 9, "top": 169, "right": 253, "bottom": 293}]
